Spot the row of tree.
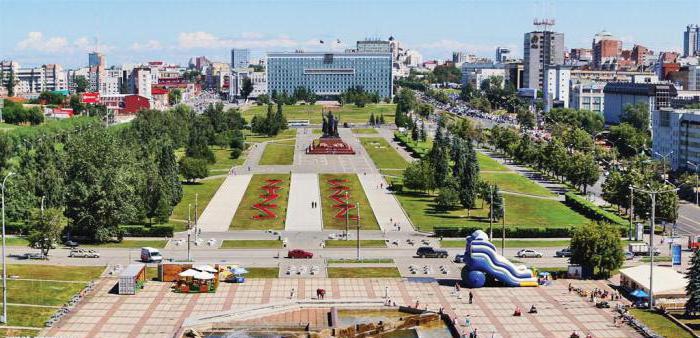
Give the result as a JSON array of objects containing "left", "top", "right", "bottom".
[
  {"left": 394, "top": 88, "right": 417, "bottom": 128},
  {"left": 339, "top": 86, "right": 382, "bottom": 107},
  {"left": 250, "top": 103, "right": 287, "bottom": 136},
  {"left": 1, "top": 100, "right": 44, "bottom": 125}
]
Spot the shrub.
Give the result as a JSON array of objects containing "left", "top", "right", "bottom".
[
  {"left": 119, "top": 225, "right": 174, "bottom": 237},
  {"left": 564, "top": 192, "right": 627, "bottom": 226}
]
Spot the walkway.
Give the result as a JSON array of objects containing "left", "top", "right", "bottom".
[
  {"left": 359, "top": 173, "right": 413, "bottom": 232},
  {"left": 197, "top": 174, "right": 253, "bottom": 232},
  {"left": 285, "top": 173, "right": 323, "bottom": 231}
]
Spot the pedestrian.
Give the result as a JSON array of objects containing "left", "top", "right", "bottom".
[
  {"left": 290, "top": 287, "right": 295, "bottom": 299},
  {"left": 455, "top": 283, "right": 461, "bottom": 293},
  {"left": 465, "top": 315, "right": 471, "bottom": 328},
  {"left": 469, "top": 291, "right": 473, "bottom": 304}
]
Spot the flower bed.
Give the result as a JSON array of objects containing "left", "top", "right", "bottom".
[
  {"left": 252, "top": 179, "right": 283, "bottom": 219},
  {"left": 328, "top": 178, "right": 359, "bottom": 220}
]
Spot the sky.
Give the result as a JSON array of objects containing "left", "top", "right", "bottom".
[{"left": 1, "top": 0, "right": 698, "bottom": 68}]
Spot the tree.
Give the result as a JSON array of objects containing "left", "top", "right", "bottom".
[
  {"left": 186, "top": 115, "right": 215, "bottom": 163},
  {"left": 38, "top": 91, "right": 66, "bottom": 105},
  {"left": 608, "top": 123, "right": 649, "bottom": 158},
  {"left": 5, "top": 69, "right": 15, "bottom": 97},
  {"left": 428, "top": 126, "right": 450, "bottom": 188},
  {"left": 435, "top": 177, "right": 460, "bottom": 210},
  {"left": 516, "top": 108, "right": 535, "bottom": 130},
  {"left": 256, "top": 94, "right": 270, "bottom": 105},
  {"left": 411, "top": 121, "right": 419, "bottom": 141},
  {"left": 240, "top": 77, "right": 254, "bottom": 100},
  {"left": 602, "top": 170, "right": 626, "bottom": 211},
  {"left": 686, "top": 251, "right": 700, "bottom": 315},
  {"left": 490, "top": 185, "right": 504, "bottom": 221},
  {"left": 417, "top": 103, "right": 434, "bottom": 117},
  {"left": 179, "top": 157, "right": 209, "bottom": 183},
  {"left": 453, "top": 139, "right": 480, "bottom": 214},
  {"left": 168, "top": 89, "right": 182, "bottom": 105},
  {"left": 620, "top": 102, "right": 650, "bottom": 132},
  {"left": 403, "top": 160, "right": 435, "bottom": 192},
  {"left": 570, "top": 223, "right": 624, "bottom": 278},
  {"left": 73, "top": 75, "right": 88, "bottom": 93},
  {"left": 27, "top": 208, "right": 68, "bottom": 256},
  {"left": 565, "top": 152, "right": 600, "bottom": 193},
  {"left": 144, "top": 142, "right": 182, "bottom": 224}
]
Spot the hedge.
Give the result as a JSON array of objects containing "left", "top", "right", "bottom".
[
  {"left": 394, "top": 132, "right": 430, "bottom": 158},
  {"left": 434, "top": 226, "right": 572, "bottom": 238},
  {"left": 563, "top": 192, "right": 628, "bottom": 227},
  {"left": 119, "top": 225, "right": 174, "bottom": 237}
]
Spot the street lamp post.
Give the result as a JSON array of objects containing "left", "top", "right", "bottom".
[
  {"left": 489, "top": 184, "right": 493, "bottom": 240},
  {"left": 629, "top": 186, "right": 635, "bottom": 241},
  {"left": 653, "top": 151, "right": 674, "bottom": 179},
  {"left": 501, "top": 197, "right": 506, "bottom": 256},
  {"left": 345, "top": 191, "right": 349, "bottom": 241},
  {"left": 633, "top": 184, "right": 679, "bottom": 309},
  {"left": 356, "top": 202, "right": 360, "bottom": 261},
  {"left": 688, "top": 161, "right": 699, "bottom": 206},
  {"left": 187, "top": 204, "right": 192, "bottom": 262},
  {"left": 1, "top": 172, "right": 15, "bottom": 324}
]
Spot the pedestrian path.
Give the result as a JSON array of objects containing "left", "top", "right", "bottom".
[
  {"left": 197, "top": 174, "right": 253, "bottom": 232},
  {"left": 285, "top": 173, "right": 323, "bottom": 231},
  {"left": 358, "top": 173, "right": 413, "bottom": 232}
]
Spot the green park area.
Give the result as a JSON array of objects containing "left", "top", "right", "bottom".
[
  {"left": 246, "top": 268, "right": 280, "bottom": 278},
  {"left": 359, "top": 138, "right": 409, "bottom": 177},
  {"left": 327, "top": 267, "right": 401, "bottom": 278},
  {"left": 327, "top": 258, "right": 394, "bottom": 264},
  {"left": 352, "top": 128, "right": 379, "bottom": 134},
  {"left": 243, "top": 129, "right": 296, "bottom": 143},
  {"left": 220, "top": 240, "right": 283, "bottom": 249},
  {"left": 230, "top": 174, "right": 291, "bottom": 230},
  {"left": 325, "top": 240, "right": 387, "bottom": 248},
  {"left": 259, "top": 139, "right": 296, "bottom": 165},
  {"left": 0, "top": 264, "right": 103, "bottom": 335},
  {"left": 480, "top": 172, "right": 556, "bottom": 198},
  {"left": 242, "top": 104, "right": 395, "bottom": 124},
  {"left": 82, "top": 239, "right": 168, "bottom": 248},
  {"left": 175, "top": 146, "right": 245, "bottom": 176},
  {"left": 319, "top": 174, "right": 379, "bottom": 230},
  {"left": 171, "top": 177, "right": 225, "bottom": 230},
  {"left": 630, "top": 309, "right": 694, "bottom": 338},
  {"left": 477, "top": 152, "right": 508, "bottom": 171},
  {"left": 441, "top": 239, "right": 571, "bottom": 248}
]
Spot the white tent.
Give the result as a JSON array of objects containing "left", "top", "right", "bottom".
[
  {"left": 193, "top": 265, "right": 217, "bottom": 273},
  {"left": 178, "top": 269, "right": 198, "bottom": 277},
  {"left": 193, "top": 271, "right": 215, "bottom": 280},
  {"left": 619, "top": 265, "right": 686, "bottom": 298}
]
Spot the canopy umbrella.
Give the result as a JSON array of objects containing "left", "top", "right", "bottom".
[
  {"left": 231, "top": 267, "right": 248, "bottom": 275},
  {"left": 193, "top": 271, "right": 215, "bottom": 280},
  {"left": 538, "top": 272, "right": 551, "bottom": 277},
  {"left": 178, "top": 269, "right": 198, "bottom": 277},
  {"left": 194, "top": 265, "right": 217, "bottom": 273},
  {"left": 630, "top": 289, "right": 649, "bottom": 298}
]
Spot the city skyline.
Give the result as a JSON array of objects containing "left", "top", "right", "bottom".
[{"left": 1, "top": 0, "right": 699, "bottom": 67}]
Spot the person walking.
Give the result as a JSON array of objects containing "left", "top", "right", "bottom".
[
  {"left": 469, "top": 291, "right": 474, "bottom": 304},
  {"left": 290, "top": 287, "right": 295, "bottom": 299}
]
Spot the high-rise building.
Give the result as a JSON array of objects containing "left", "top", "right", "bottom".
[
  {"left": 544, "top": 65, "right": 571, "bottom": 108},
  {"left": 88, "top": 52, "right": 106, "bottom": 92},
  {"left": 452, "top": 52, "right": 468, "bottom": 67},
  {"left": 230, "top": 49, "right": 250, "bottom": 70},
  {"left": 88, "top": 52, "right": 105, "bottom": 68},
  {"left": 684, "top": 24, "right": 700, "bottom": 57},
  {"left": 129, "top": 67, "right": 152, "bottom": 99},
  {"left": 592, "top": 31, "right": 622, "bottom": 69},
  {"left": 631, "top": 45, "right": 652, "bottom": 65},
  {"left": 652, "top": 107, "right": 700, "bottom": 171},
  {"left": 496, "top": 47, "right": 511, "bottom": 63},
  {"left": 523, "top": 30, "right": 565, "bottom": 90},
  {"left": 267, "top": 52, "right": 392, "bottom": 98}
]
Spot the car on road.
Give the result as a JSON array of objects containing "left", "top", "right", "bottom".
[
  {"left": 555, "top": 248, "right": 572, "bottom": 257},
  {"left": 287, "top": 249, "right": 313, "bottom": 259},
  {"left": 516, "top": 249, "right": 543, "bottom": 258},
  {"left": 69, "top": 249, "right": 100, "bottom": 258},
  {"left": 21, "top": 252, "right": 47, "bottom": 260},
  {"left": 624, "top": 251, "right": 635, "bottom": 260},
  {"left": 64, "top": 240, "right": 79, "bottom": 248},
  {"left": 140, "top": 247, "right": 163, "bottom": 263},
  {"left": 416, "top": 246, "right": 448, "bottom": 258},
  {"left": 454, "top": 254, "right": 465, "bottom": 263}
]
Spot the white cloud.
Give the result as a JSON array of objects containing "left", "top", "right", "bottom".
[
  {"left": 176, "top": 31, "right": 346, "bottom": 51},
  {"left": 15, "top": 32, "right": 113, "bottom": 54},
  {"left": 415, "top": 39, "right": 499, "bottom": 54},
  {"left": 130, "top": 40, "right": 163, "bottom": 51}
]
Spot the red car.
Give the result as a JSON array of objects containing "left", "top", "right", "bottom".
[{"left": 288, "top": 249, "right": 313, "bottom": 259}]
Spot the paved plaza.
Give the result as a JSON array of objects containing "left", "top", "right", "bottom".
[
  {"left": 42, "top": 277, "right": 639, "bottom": 338},
  {"left": 285, "top": 173, "right": 323, "bottom": 231},
  {"left": 197, "top": 174, "right": 252, "bottom": 232},
  {"left": 360, "top": 173, "right": 414, "bottom": 232}
]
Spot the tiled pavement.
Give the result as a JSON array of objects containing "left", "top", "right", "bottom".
[{"left": 43, "top": 278, "right": 640, "bottom": 338}]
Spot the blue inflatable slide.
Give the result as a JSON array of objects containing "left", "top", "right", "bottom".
[{"left": 461, "top": 230, "right": 538, "bottom": 288}]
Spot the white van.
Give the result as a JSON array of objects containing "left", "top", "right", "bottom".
[{"left": 140, "top": 247, "right": 163, "bottom": 263}]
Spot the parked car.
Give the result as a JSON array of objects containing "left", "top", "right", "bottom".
[
  {"left": 628, "top": 243, "right": 661, "bottom": 256},
  {"left": 287, "top": 249, "right": 313, "bottom": 259},
  {"left": 23, "top": 252, "right": 47, "bottom": 260},
  {"left": 454, "top": 254, "right": 465, "bottom": 263},
  {"left": 516, "top": 249, "right": 543, "bottom": 258},
  {"left": 624, "top": 251, "right": 635, "bottom": 260},
  {"left": 140, "top": 247, "right": 163, "bottom": 263},
  {"left": 69, "top": 249, "right": 100, "bottom": 258},
  {"left": 64, "top": 240, "right": 79, "bottom": 248},
  {"left": 555, "top": 248, "right": 572, "bottom": 257},
  {"left": 416, "top": 246, "right": 448, "bottom": 258}
]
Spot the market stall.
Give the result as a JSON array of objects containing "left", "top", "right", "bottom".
[
  {"left": 119, "top": 264, "right": 147, "bottom": 295},
  {"left": 173, "top": 266, "right": 219, "bottom": 293}
]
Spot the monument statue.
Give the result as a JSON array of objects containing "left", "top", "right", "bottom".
[{"left": 321, "top": 111, "right": 339, "bottom": 138}]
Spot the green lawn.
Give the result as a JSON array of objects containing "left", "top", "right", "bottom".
[
  {"left": 0, "top": 327, "right": 40, "bottom": 337},
  {"left": 319, "top": 174, "right": 379, "bottom": 230},
  {"left": 4, "top": 237, "right": 30, "bottom": 246},
  {"left": 243, "top": 129, "right": 297, "bottom": 143},
  {"left": 220, "top": 240, "right": 283, "bottom": 249},
  {"left": 210, "top": 146, "right": 246, "bottom": 172},
  {"left": 0, "top": 264, "right": 103, "bottom": 281},
  {"left": 327, "top": 267, "right": 401, "bottom": 278},
  {"left": 327, "top": 258, "right": 394, "bottom": 264},
  {"left": 243, "top": 104, "right": 396, "bottom": 124},
  {"left": 395, "top": 191, "right": 589, "bottom": 231},
  {"left": 359, "top": 138, "right": 409, "bottom": 171},
  {"left": 259, "top": 139, "right": 295, "bottom": 165},
  {"left": 325, "top": 240, "right": 387, "bottom": 248},
  {"left": 477, "top": 152, "right": 509, "bottom": 171},
  {"left": 170, "top": 177, "right": 226, "bottom": 228},
  {"left": 0, "top": 122, "right": 19, "bottom": 132},
  {"left": 630, "top": 309, "right": 694, "bottom": 338},
  {"left": 480, "top": 172, "right": 556, "bottom": 198},
  {"left": 641, "top": 256, "right": 672, "bottom": 262},
  {"left": 1, "top": 305, "right": 55, "bottom": 328},
  {"left": 230, "top": 174, "right": 290, "bottom": 230},
  {"left": 441, "top": 239, "right": 571, "bottom": 248},
  {"left": 7, "top": 280, "right": 86, "bottom": 306},
  {"left": 83, "top": 239, "right": 167, "bottom": 248},
  {"left": 246, "top": 267, "right": 279, "bottom": 278},
  {"left": 352, "top": 128, "right": 379, "bottom": 134},
  {"left": 670, "top": 312, "right": 700, "bottom": 336}
]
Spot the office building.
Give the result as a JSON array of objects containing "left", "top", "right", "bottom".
[
  {"left": 631, "top": 45, "right": 653, "bottom": 65},
  {"left": 544, "top": 65, "right": 571, "bottom": 108},
  {"left": 504, "top": 62, "right": 524, "bottom": 89},
  {"left": 496, "top": 47, "right": 511, "bottom": 63},
  {"left": 129, "top": 67, "right": 152, "bottom": 99},
  {"left": 652, "top": 108, "right": 700, "bottom": 171},
  {"left": 684, "top": 24, "right": 700, "bottom": 57},
  {"left": 460, "top": 62, "right": 505, "bottom": 88},
  {"left": 267, "top": 52, "right": 392, "bottom": 98},
  {"left": 603, "top": 82, "right": 677, "bottom": 124},
  {"left": 570, "top": 48, "right": 593, "bottom": 62},
  {"left": 452, "top": 52, "right": 468, "bottom": 67},
  {"left": 523, "top": 30, "right": 565, "bottom": 90},
  {"left": 230, "top": 70, "right": 267, "bottom": 100},
  {"left": 89, "top": 52, "right": 105, "bottom": 68},
  {"left": 231, "top": 49, "right": 250, "bottom": 70},
  {"left": 42, "top": 64, "right": 67, "bottom": 92},
  {"left": 592, "top": 31, "right": 622, "bottom": 69},
  {"left": 570, "top": 82, "right": 605, "bottom": 113},
  {"left": 357, "top": 39, "right": 391, "bottom": 53}
]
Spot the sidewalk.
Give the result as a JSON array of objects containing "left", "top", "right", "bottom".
[
  {"left": 285, "top": 173, "right": 323, "bottom": 231},
  {"left": 197, "top": 174, "right": 253, "bottom": 232},
  {"left": 359, "top": 173, "right": 413, "bottom": 232}
]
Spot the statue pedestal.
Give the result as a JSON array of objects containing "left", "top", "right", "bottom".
[{"left": 306, "top": 137, "right": 355, "bottom": 155}]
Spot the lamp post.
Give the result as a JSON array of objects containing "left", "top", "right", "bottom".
[
  {"left": 187, "top": 204, "right": 192, "bottom": 262},
  {"left": 489, "top": 184, "right": 494, "bottom": 240},
  {"left": 688, "top": 161, "right": 699, "bottom": 206},
  {"left": 356, "top": 202, "right": 360, "bottom": 261},
  {"left": 345, "top": 191, "right": 349, "bottom": 241},
  {"left": 1, "top": 172, "right": 15, "bottom": 324},
  {"left": 653, "top": 151, "right": 674, "bottom": 179},
  {"left": 632, "top": 184, "right": 679, "bottom": 309},
  {"left": 629, "top": 186, "right": 635, "bottom": 241}
]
